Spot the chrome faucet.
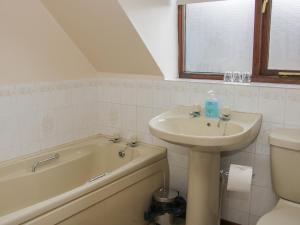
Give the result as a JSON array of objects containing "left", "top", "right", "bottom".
[
  {"left": 189, "top": 111, "right": 201, "bottom": 118},
  {"left": 32, "top": 153, "right": 60, "bottom": 172},
  {"left": 189, "top": 105, "right": 202, "bottom": 118},
  {"left": 217, "top": 113, "right": 231, "bottom": 128},
  {"left": 118, "top": 136, "right": 139, "bottom": 158}
]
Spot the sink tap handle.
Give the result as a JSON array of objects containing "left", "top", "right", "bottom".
[{"left": 109, "top": 133, "right": 121, "bottom": 143}]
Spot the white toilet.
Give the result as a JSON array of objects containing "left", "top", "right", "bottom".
[{"left": 257, "top": 128, "right": 300, "bottom": 225}]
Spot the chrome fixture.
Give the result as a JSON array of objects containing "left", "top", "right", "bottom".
[
  {"left": 189, "top": 105, "right": 201, "bottom": 118},
  {"left": 32, "top": 153, "right": 60, "bottom": 172},
  {"left": 127, "top": 139, "right": 138, "bottom": 148},
  {"left": 88, "top": 172, "right": 109, "bottom": 183},
  {"left": 126, "top": 135, "right": 138, "bottom": 148},
  {"left": 109, "top": 134, "right": 121, "bottom": 143},
  {"left": 189, "top": 111, "right": 201, "bottom": 118},
  {"left": 118, "top": 137, "right": 138, "bottom": 158},
  {"left": 118, "top": 150, "right": 126, "bottom": 158},
  {"left": 217, "top": 113, "right": 231, "bottom": 128}
]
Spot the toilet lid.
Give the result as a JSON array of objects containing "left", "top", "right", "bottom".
[{"left": 257, "top": 199, "right": 300, "bottom": 225}]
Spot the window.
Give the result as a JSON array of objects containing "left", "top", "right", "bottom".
[{"left": 179, "top": 0, "right": 300, "bottom": 84}]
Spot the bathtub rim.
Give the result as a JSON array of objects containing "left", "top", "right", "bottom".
[
  {"left": 0, "top": 134, "right": 165, "bottom": 175},
  {"left": 0, "top": 134, "right": 167, "bottom": 224}
]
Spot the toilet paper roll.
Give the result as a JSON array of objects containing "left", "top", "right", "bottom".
[{"left": 227, "top": 164, "right": 253, "bottom": 193}]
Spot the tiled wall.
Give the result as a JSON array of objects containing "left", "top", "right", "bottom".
[
  {"left": 0, "top": 80, "right": 100, "bottom": 161},
  {"left": 1, "top": 76, "right": 300, "bottom": 225}
]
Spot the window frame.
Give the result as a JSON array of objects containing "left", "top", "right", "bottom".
[{"left": 178, "top": 0, "right": 300, "bottom": 84}]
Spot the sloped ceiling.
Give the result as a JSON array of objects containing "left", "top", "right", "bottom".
[
  {"left": 41, "top": 0, "right": 163, "bottom": 76},
  {"left": 118, "top": 0, "right": 178, "bottom": 79},
  {"left": 0, "top": 0, "right": 97, "bottom": 85}
]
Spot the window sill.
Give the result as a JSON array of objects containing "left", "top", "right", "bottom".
[{"left": 168, "top": 77, "right": 300, "bottom": 90}]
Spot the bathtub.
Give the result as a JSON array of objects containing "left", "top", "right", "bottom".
[{"left": 0, "top": 135, "right": 168, "bottom": 225}]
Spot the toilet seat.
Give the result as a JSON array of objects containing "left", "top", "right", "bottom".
[{"left": 257, "top": 199, "right": 300, "bottom": 225}]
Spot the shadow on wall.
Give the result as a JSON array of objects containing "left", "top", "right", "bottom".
[{"left": 41, "top": 0, "right": 164, "bottom": 77}]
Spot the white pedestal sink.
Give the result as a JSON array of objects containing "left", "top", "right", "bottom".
[{"left": 149, "top": 106, "right": 262, "bottom": 225}]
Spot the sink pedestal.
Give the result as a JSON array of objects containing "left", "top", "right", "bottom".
[
  {"left": 186, "top": 150, "right": 220, "bottom": 225},
  {"left": 149, "top": 107, "right": 262, "bottom": 225}
]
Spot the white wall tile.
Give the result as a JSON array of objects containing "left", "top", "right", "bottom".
[
  {"left": 169, "top": 81, "right": 190, "bottom": 106},
  {"left": 97, "top": 79, "right": 111, "bottom": 102},
  {"left": 121, "top": 80, "right": 137, "bottom": 105},
  {"left": 285, "top": 89, "right": 300, "bottom": 126},
  {"left": 222, "top": 190, "right": 251, "bottom": 214},
  {"left": 97, "top": 102, "right": 111, "bottom": 128},
  {"left": 233, "top": 86, "right": 259, "bottom": 113},
  {"left": 54, "top": 106, "right": 77, "bottom": 144},
  {"left": 0, "top": 116, "right": 20, "bottom": 160},
  {"left": 0, "top": 88, "right": 17, "bottom": 117},
  {"left": 167, "top": 150, "right": 189, "bottom": 169},
  {"left": 108, "top": 79, "right": 122, "bottom": 104},
  {"left": 250, "top": 186, "right": 278, "bottom": 217},
  {"left": 137, "top": 132, "right": 153, "bottom": 145},
  {"left": 39, "top": 109, "right": 57, "bottom": 150},
  {"left": 0, "top": 77, "right": 298, "bottom": 225},
  {"left": 258, "top": 87, "right": 286, "bottom": 123},
  {"left": 256, "top": 122, "right": 282, "bottom": 155},
  {"left": 137, "top": 106, "right": 153, "bottom": 134},
  {"left": 136, "top": 80, "right": 154, "bottom": 107},
  {"left": 153, "top": 81, "right": 172, "bottom": 108},
  {"left": 18, "top": 111, "right": 42, "bottom": 155},
  {"left": 230, "top": 151, "right": 253, "bottom": 167},
  {"left": 189, "top": 82, "right": 212, "bottom": 106},
  {"left": 121, "top": 105, "right": 137, "bottom": 132},
  {"left": 253, "top": 154, "right": 272, "bottom": 188},
  {"left": 243, "top": 141, "right": 256, "bottom": 154},
  {"left": 53, "top": 89, "right": 72, "bottom": 109},
  {"left": 169, "top": 164, "right": 188, "bottom": 197},
  {"left": 109, "top": 104, "right": 122, "bottom": 129}
]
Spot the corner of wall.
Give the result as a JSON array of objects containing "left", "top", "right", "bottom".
[{"left": 118, "top": 0, "right": 179, "bottom": 80}]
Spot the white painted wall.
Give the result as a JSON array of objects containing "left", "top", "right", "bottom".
[{"left": 118, "top": 0, "right": 178, "bottom": 79}]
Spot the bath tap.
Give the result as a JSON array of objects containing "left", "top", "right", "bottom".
[
  {"left": 118, "top": 149, "right": 126, "bottom": 158},
  {"left": 109, "top": 134, "right": 121, "bottom": 143},
  {"left": 127, "top": 136, "right": 138, "bottom": 147},
  {"left": 32, "top": 153, "right": 60, "bottom": 172}
]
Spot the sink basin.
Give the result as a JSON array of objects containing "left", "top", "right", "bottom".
[
  {"left": 149, "top": 106, "right": 262, "bottom": 151},
  {"left": 149, "top": 106, "right": 262, "bottom": 225}
]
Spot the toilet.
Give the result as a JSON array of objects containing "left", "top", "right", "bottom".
[{"left": 257, "top": 128, "right": 300, "bottom": 225}]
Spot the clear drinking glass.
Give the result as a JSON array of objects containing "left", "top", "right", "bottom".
[
  {"left": 232, "top": 71, "right": 241, "bottom": 83},
  {"left": 241, "top": 72, "right": 252, "bottom": 83},
  {"left": 224, "top": 71, "right": 233, "bottom": 83}
]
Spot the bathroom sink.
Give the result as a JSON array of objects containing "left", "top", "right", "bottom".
[
  {"left": 149, "top": 106, "right": 262, "bottom": 225},
  {"left": 149, "top": 106, "right": 262, "bottom": 151}
]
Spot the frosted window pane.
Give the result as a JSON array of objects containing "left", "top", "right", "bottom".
[
  {"left": 185, "top": 0, "right": 255, "bottom": 73},
  {"left": 268, "top": 0, "right": 300, "bottom": 71}
]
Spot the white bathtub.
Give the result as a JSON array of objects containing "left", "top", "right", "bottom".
[{"left": 0, "top": 135, "right": 168, "bottom": 225}]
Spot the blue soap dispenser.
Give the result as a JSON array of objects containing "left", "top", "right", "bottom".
[{"left": 204, "top": 90, "right": 220, "bottom": 118}]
